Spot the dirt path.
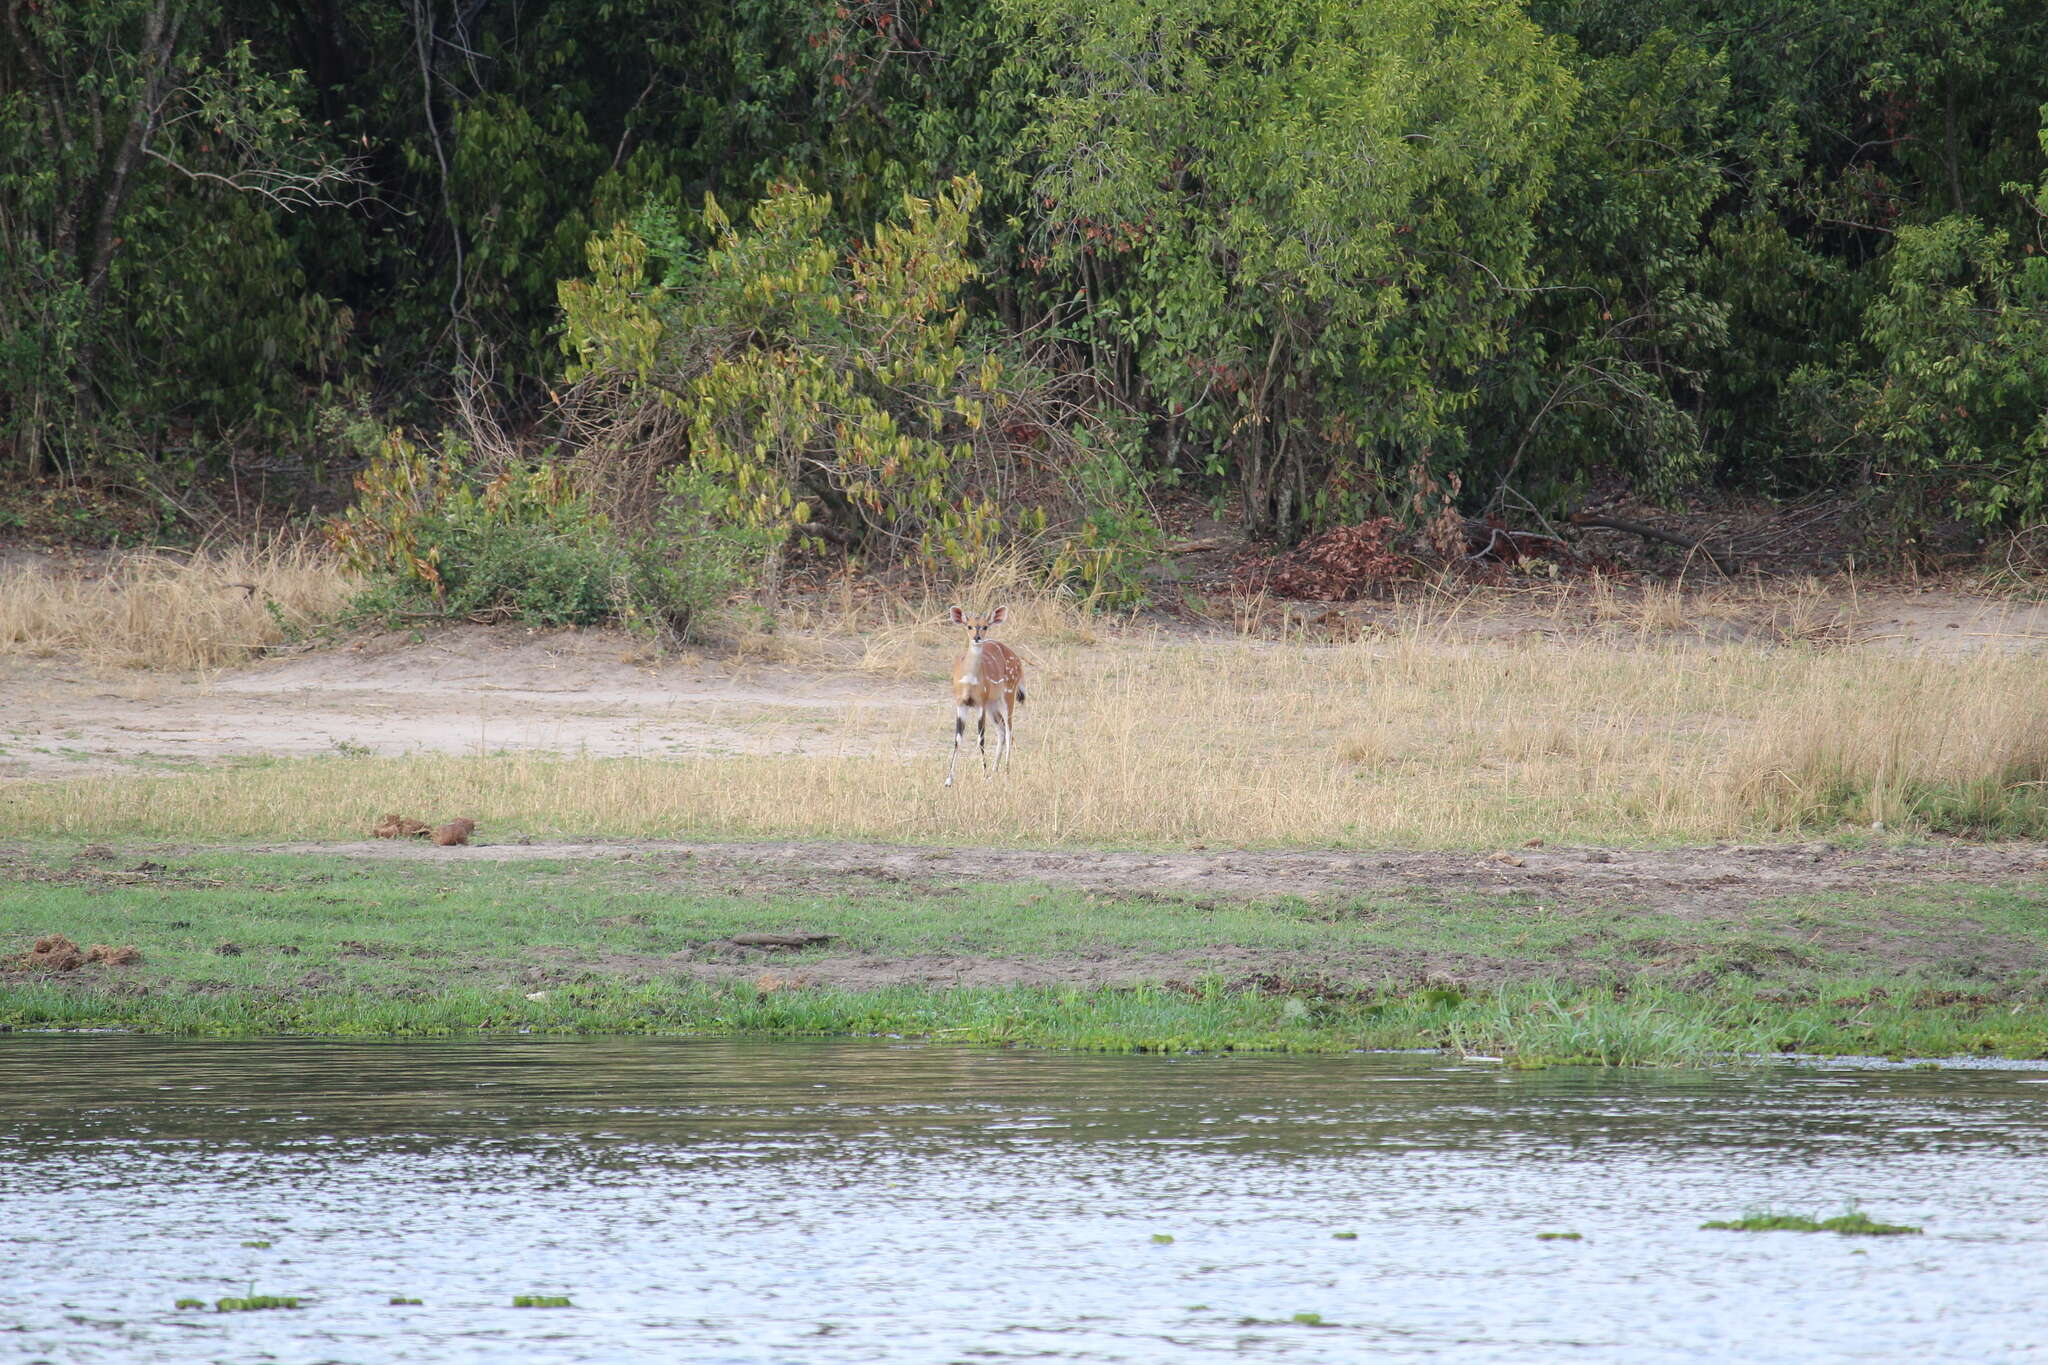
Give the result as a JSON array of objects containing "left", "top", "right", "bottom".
[{"left": 254, "top": 835, "right": 2048, "bottom": 920}]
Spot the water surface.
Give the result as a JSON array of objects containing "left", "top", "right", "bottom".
[{"left": 4, "top": 1037, "right": 2047, "bottom": 1363}]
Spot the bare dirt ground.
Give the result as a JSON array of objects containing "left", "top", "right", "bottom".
[
  {"left": 6, "top": 586, "right": 2048, "bottom": 779},
  {"left": 0, "top": 624, "right": 926, "bottom": 777},
  {"left": 264, "top": 833, "right": 2048, "bottom": 919}
]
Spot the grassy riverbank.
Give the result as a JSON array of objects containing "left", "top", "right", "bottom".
[{"left": 5, "top": 844, "right": 2047, "bottom": 1064}]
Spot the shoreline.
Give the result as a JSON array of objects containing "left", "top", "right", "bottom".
[{"left": 6, "top": 840, "right": 2048, "bottom": 1066}]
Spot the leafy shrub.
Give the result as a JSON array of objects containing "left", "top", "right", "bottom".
[
  {"left": 328, "top": 428, "right": 757, "bottom": 640},
  {"left": 559, "top": 175, "right": 1158, "bottom": 601}
]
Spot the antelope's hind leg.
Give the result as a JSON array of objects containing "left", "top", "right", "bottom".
[{"left": 993, "top": 695, "right": 1015, "bottom": 772}]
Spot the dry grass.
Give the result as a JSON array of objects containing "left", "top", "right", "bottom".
[
  {"left": 9, "top": 616, "right": 2046, "bottom": 847},
  {"left": 0, "top": 538, "right": 356, "bottom": 671}
]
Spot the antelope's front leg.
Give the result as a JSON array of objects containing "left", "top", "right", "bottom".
[
  {"left": 945, "top": 704, "right": 972, "bottom": 787},
  {"left": 977, "top": 711, "right": 990, "bottom": 775}
]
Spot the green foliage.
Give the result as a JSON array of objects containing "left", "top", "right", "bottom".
[
  {"left": 1471, "top": 31, "right": 1730, "bottom": 505},
  {"left": 565, "top": 177, "right": 1008, "bottom": 564},
  {"left": 9, "top": 0, "right": 2048, "bottom": 561},
  {"left": 1045, "top": 432, "right": 1160, "bottom": 607},
  {"left": 327, "top": 428, "right": 757, "bottom": 639},
  {"left": 562, "top": 174, "right": 1158, "bottom": 593},
  {"left": 0, "top": 2, "right": 353, "bottom": 474},
  {"left": 1000, "top": 0, "right": 1575, "bottom": 538},
  {"left": 1860, "top": 215, "right": 2048, "bottom": 529}
]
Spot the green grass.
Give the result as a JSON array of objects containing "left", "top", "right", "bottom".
[{"left": 4, "top": 846, "right": 2048, "bottom": 1063}]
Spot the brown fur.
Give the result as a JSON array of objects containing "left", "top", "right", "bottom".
[
  {"left": 432, "top": 818, "right": 477, "bottom": 847},
  {"left": 945, "top": 605, "right": 1025, "bottom": 785},
  {"left": 372, "top": 813, "right": 431, "bottom": 839}
]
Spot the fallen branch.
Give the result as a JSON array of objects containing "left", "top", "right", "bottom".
[
  {"left": 1569, "top": 512, "right": 1738, "bottom": 576},
  {"left": 1462, "top": 520, "right": 1571, "bottom": 564},
  {"left": 731, "top": 932, "right": 835, "bottom": 949}
]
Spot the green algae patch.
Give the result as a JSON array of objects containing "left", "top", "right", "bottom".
[
  {"left": 217, "top": 1295, "right": 300, "bottom": 1311},
  {"left": 512, "top": 1295, "right": 573, "bottom": 1308}
]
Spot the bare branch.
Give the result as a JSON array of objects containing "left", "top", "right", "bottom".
[{"left": 141, "top": 145, "right": 370, "bottom": 210}]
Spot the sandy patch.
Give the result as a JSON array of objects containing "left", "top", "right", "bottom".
[{"left": 1, "top": 624, "right": 925, "bottom": 777}]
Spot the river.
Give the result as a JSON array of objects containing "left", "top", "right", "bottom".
[{"left": 4, "top": 1036, "right": 2046, "bottom": 1362}]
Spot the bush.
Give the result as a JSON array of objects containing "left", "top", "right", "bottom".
[
  {"left": 558, "top": 175, "right": 1159, "bottom": 602},
  {"left": 328, "top": 428, "right": 759, "bottom": 641}
]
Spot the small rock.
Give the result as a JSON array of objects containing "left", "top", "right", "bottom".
[
  {"left": 524, "top": 990, "right": 552, "bottom": 1002},
  {"left": 214, "top": 942, "right": 243, "bottom": 957},
  {"left": 1584, "top": 850, "right": 1615, "bottom": 864}
]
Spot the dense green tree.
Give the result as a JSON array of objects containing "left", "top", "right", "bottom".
[{"left": 997, "top": 0, "right": 1576, "bottom": 538}]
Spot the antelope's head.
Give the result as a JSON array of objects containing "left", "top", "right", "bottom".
[{"left": 949, "top": 604, "right": 1009, "bottom": 643}]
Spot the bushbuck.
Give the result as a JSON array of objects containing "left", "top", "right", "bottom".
[{"left": 945, "top": 605, "right": 1025, "bottom": 786}]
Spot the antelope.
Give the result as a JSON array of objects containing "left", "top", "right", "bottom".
[{"left": 944, "top": 604, "right": 1025, "bottom": 786}]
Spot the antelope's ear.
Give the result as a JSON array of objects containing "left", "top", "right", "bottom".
[
  {"left": 988, "top": 604, "right": 1009, "bottom": 625},
  {"left": 948, "top": 605, "right": 967, "bottom": 625}
]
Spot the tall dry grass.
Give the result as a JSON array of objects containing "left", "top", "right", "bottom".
[
  {"left": 0, "top": 538, "right": 356, "bottom": 670},
  {"left": 10, "top": 616, "right": 2045, "bottom": 846}
]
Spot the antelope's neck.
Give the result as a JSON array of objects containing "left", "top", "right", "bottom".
[{"left": 958, "top": 639, "right": 986, "bottom": 683}]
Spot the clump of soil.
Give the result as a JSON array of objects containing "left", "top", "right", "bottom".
[
  {"left": 5, "top": 934, "right": 85, "bottom": 971},
  {"left": 2, "top": 934, "right": 142, "bottom": 971},
  {"left": 373, "top": 813, "right": 432, "bottom": 839},
  {"left": 752, "top": 971, "right": 815, "bottom": 992},
  {"left": 433, "top": 818, "right": 477, "bottom": 847}
]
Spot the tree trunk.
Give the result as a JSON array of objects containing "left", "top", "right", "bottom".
[{"left": 70, "top": 0, "right": 182, "bottom": 417}]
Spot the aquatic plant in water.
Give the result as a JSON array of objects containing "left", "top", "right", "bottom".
[
  {"left": 512, "top": 1295, "right": 574, "bottom": 1308},
  {"left": 1701, "top": 1206, "right": 1920, "bottom": 1236},
  {"left": 216, "top": 1295, "right": 300, "bottom": 1311}
]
